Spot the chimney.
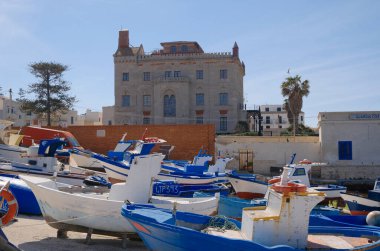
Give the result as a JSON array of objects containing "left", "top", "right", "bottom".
[
  {"left": 233, "top": 41, "right": 239, "bottom": 58},
  {"left": 118, "top": 30, "right": 129, "bottom": 49}
]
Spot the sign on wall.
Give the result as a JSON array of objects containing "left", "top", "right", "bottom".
[{"left": 350, "top": 113, "right": 380, "bottom": 120}]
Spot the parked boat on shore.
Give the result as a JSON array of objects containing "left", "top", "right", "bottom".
[
  {"left": 21, "top": 152, "right": 218, "bottom": 238},
  {"left": 341, "top": 177, "right": 380, "bottom": 215},
  {"left": 122, "top": 166, "right": 380, "bottom": 251}
]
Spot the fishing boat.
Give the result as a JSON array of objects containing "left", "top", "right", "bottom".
[
  {"left": 227, "top": 171, "right": 269, "bottom": 199},
  {"left": 152, "top": 181, "right": 229, "bottom": 197},
  {"left": 94, "top": 136, "right": 224, "bottom": 185},
  {"left": 0, "top": 138, "right": 106, "bottom": 186},
  {"left": 20, "top": 152, "right": 219, "bottom": 239},
  {"left": 341, "top": 178, "right": 380, "bottom": 215},
  {"left": 69, "top": 133, "right": 132, "bottom": 172},
  {"left": 122, "top": 166, "right": 380, "bottom": 251},
  {"left": 272, "top": 158, "right": 347, "bottom": 198},
  {"left": 0, "top": 174, "right": 40, "bottom": 215}
]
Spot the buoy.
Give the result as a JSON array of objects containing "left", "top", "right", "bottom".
[
  {"left": 268, "top": 177, "right": 281, "bottom": 184},
  {"left": 366, "top": 211, "right": 380, "bottom": 226},
  {"left": 0, "top": 188, "right": 18, "bottom": 226},
  {"left": 272, "top": 182, "right": 307, "bottom": 195}
]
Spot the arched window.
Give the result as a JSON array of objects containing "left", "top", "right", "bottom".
[{"left": 164, "top": 95, "right": 176, "bottom": 117}]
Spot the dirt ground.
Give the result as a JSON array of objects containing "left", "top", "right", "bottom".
[{"left": 2, "top": 215, "right": 147, "bottom": 251}]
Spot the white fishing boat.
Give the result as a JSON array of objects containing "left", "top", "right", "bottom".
[
  {"left": 269, "top": 159, "right": 347, "bottom": 199},
  {"left": 0, "top": 138, "right": 106, "bottom": 186},
  {"left": 69, "top": 133, "right": 132, "bottom": 171},
  {"left": 227, "top": 171, "right": 269, "bottom": 199},
  {"left": 21, "top": 152, "right": 218, "bottom": 238}
]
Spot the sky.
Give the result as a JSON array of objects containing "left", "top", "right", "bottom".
[{"left": 0, "top": 0, "right": 379, "bottom": 127}]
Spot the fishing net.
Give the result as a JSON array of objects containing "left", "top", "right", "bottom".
[{"left": 202, "top": 215, "right": 239, "bottom": 233}]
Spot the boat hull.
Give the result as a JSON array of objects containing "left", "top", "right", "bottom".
[
  {"left": 341, "top": 193, "right": 380, "bottom": 215},
  {"left": 69, "top": 151, "right": 104, "bottom": 171},
  {"left": 228, "top": 177, "right": 267, "bottom": 199},
  {"left": 21, "top": 176, "right": 218, "bottom": 236},
  {"left": 312, "top": 185, "right": 346, "bottom": 198},
  {"left": 122, "top": 204, "right": 380, "bottom": 251},
  {"left": 156, "top": 173, "right": 216, "bottom": 185}
]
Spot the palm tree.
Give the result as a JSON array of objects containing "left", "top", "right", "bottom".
[{"left": 281, "top": 75, "right": 310, "bottom": 136}]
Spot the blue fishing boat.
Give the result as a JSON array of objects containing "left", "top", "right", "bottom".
[
  {"left": 341, "top": 178, "right": 380, "bottom": 215},
  {"left": 122, "top": 166, "right": 380, "bottom": 251},
  {"left": 0, "top": 174, "right": 41, "bottom": 215},
  {"left": 152, "top": 181, "right": 229, "bottom": 197}
]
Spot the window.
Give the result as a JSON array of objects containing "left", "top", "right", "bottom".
[
  {"left": 174, "top": 71, "right": 181, "bottom": 77},
  {"left": 26, "top": 111, "right": 32, "bottom": 116},
  {"left": 122, "top": 72, "right": 129, "bottom": 81},
  {"left": 7, "top": 107, "right": 9, "bottom": 113},
  {"left": 11, "top": 107, "right": 14, "bottom": 114},
  {"left": 164, "top": 95, "right": 176, "bottom": 117},
  {"left": 143, "top": 72, "right": 151, "bottom": 81},
  {"left": 266, "top": 116, "right": 270, "bottom": 124},
  {"left": 293, "top": 168, "right": 306, "bottom": 176},
  {"left": 265, "top": 107, "right": 269, "bottom": 112},
  {"left": 143, "top": 95, "right": 151, "bottom": 106},
  {"left": 278, "top": 116, "right": 283, "bottom": 124},
  {"left": 143, "top": 118, "right": 150, "bottom": 124},
  {"left": 19, "top": 115, "right": 21, "bottom": 119},
  {"left": 70, "top": 116, "right": 74, "bottom": 125},
  {"left": 266, "top": 125, "right": 270, "bottom": 129},
  {"left": 220, "top": 69, "right": 228, "bottom": 79},
  {"left": 108, "top": 120, "right": 112, "bottom": 125},
  {"left": 279, "top": 125, "right": 282, "bottom": 129},
  {"left": 196, "top": 70, "right": 203, "bottom": 80},
  {"left": 220, "top": 117, "right": 227, "bottom": 131},
  {"left": 219, "top": 93, "right": 228, "bottom": 105},
  {"left": 122, "top": 95, "right": 130, "bottom": 107},
  {"left": 196, "top": 117, "right": 203, "bottom": 124},
  {"left": 301, "top": 116, "right": 304, "bottom": 122},
  {"left": 277, "top": 107, "right": 281, "bottom": 112},
  {"left": 181, "top": 45, "right": 188, "bottom": 52},
  {"left": 196, "top": 93, "right": 204, "bottom": 106},
  {"left": 170, "top": 46, "right": 176, "bottom": 54},
  {"left": 165, "top": 71, "right": 172, "bottom": 78},
  {"left": 338, "top": 141, "right": 352, "bottom": 160}
]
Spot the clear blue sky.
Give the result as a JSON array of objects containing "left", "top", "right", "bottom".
[{"left": 1, "top": 0, "right": 379, "bottom": 127}]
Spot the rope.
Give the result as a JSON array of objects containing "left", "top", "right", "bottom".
[{"left": 203, "top": 215, "right": 239, "bottom": 233}]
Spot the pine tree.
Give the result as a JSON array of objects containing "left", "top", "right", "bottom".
[{"left": 17, "top": 62, "right": 76, "bottom": 126}]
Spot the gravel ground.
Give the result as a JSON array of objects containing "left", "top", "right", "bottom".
[{"left": 2, "top": 215, "right": 147, "bottom": 251}]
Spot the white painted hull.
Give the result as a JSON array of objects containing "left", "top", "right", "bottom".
[
  {"left": 102, "top": 162, "right": 129, "bottom": 182},
  {"left": 69, "top": 165, "right": 107, "bottom": 179},
  {"left": 69, "top": 153, "right": 103, "bottom": 169},
  {"left": 228, "top": 177, "right": 268, "bottom": 198},
  {"left": 341, "top": 193, "right": 380, "bottom": 207},
  {"left": 21, "top": 176, "right": 218, "bottom": 235},
  {"left": 156, "top": 173, "right": 216, "bottom": 185},
  {"left": 313, "top": 186, "right": 346, "bottom": 198},
  {"left": 0, "top": 144, "right": 27, "bottom": 163},
  {"left": 0, "top": 163, "right": 85, "bottom": 186}
]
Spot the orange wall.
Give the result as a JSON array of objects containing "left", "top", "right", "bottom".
[{"left": 52, "top": 124, "right": 215, "bottom": 160}]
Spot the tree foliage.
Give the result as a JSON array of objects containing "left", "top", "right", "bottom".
[
  {"left": 281, "top": 75, "right": 310, "bottom": 135},
  {"left": 17, "top": 62, "right": 76, "bottom": 126}
]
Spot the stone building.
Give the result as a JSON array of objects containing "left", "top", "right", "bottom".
[{"left": 113, "top": 30, "right": 245, "bottom": 133}]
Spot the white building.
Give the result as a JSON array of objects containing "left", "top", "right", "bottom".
[
  {"left": 102, "top": 106, "right": 115, "bottom": 125},
  {"left": 319, "top": 111, "right": 380, "bottom": 166},
  {"left": 258, "top": 104, "right": 305, "bottom": 135},
  {"left": 0, "top": 95, "right": 38, "bottom": 127}
]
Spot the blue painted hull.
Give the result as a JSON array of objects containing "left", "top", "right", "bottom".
[
  {"left": 346, "top": 200, "right": 380, "bottom": 215},
  {"left": 122, "top": 204, "right": 380, "bottom": 251},
  {"left": 218, "top": 196, "right": 340, "bottom": 219},
  {"left": 152, "top": 182, "right": 229, "bottom": 197},
  {"left": 0, "top": 174, "right": 41, "bottom": 215}
]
